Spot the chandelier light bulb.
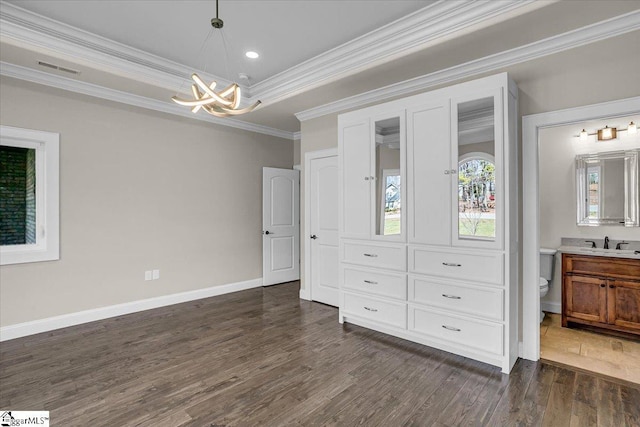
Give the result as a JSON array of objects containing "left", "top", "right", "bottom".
[{"left": 628, "top": 121, "right": 637, "bottom": 135}]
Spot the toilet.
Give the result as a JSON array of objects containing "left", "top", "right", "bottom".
[{"left": 539, "top": 247, "right": 557, "bottom": 323}]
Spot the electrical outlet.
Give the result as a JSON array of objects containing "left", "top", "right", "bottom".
[
  {"left": 152, "top": 269, "right": 160, "bottom": 280},
  {"left": 144, "top": 270, "right": 152, "bottom": 281}
]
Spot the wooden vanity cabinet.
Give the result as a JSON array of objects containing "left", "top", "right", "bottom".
[{"left": 562, "top": 254, "right": 640, "bottom": 336}]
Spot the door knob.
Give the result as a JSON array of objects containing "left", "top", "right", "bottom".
[
  {"left": 264, "top": 230, "right": 271, "bottom": 235},
  {"left": 310, "top": 235, "right": 318, "bottom": 239}
]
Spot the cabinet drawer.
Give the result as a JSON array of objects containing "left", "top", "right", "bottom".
[
  {"left": 343, "top": 242, "right": 406, "bottom": 271},
  {"left": 409, "top": 306, "right": 503, "bottom": 355},
  {"left": 343, "top": 267, "right": 407, "bottom": 300},
  {"left": 409, "top": 276, "right": 503, "bottom": 320},
  {"left": 564, "top": 254, "right": 640, "bottom": 280},
  {"left": 409, "top": 246, "right": 503, "bottom": 285},
  {"left": 343, "top": 292, "right": 407, "bottom": 329}
]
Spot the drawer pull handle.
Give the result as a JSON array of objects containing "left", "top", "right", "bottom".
[
  {"left": 364, "top": 306, "right": 378, "bottom": 312},
  {"left": 442, "top": 325, "right": 461, "bottom": 332},
  {"left": 364, "top": 280, "right": 378, "bottom": 284},
  {"left": 363, "top": 253, "right": 378, "bottom": 257},
  {"left": 442, "top": 262, "right": 462, "bottom": 267},
  {"left": 442, "top": 294, "right": 461, "bottom": 300}
]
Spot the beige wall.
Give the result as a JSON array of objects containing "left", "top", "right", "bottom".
[
  {"left": 298, "top": 31, "right": 640, "bottom": 292},
  {"left": 293, "top": 139, "right": 301, "bottom": 166},
  {"left": 0, "top": 77, "right": 293, "bottom": 327},
  {"left": 539, "top": 120, "right": 640, "bottom": 310}
]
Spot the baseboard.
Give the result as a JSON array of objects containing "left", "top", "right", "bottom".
[
  {"left": 541, "top": 301, "right": 561, "bottom": 314},
  {"left": 299, "top": 288, "right": 311, "bottom": 301},
  {"left": 0, "top": 277, "right": 263, "bottom": 342}
]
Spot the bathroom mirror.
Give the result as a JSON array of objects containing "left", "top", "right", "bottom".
[
  {"left": 374, "top": 117, "right": 401, "bottom": 236},
  {"left": 576, "top": 149, "right": 639, "bottom": 226}
]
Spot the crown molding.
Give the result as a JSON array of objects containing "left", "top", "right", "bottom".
[
  {"left": 0, "top": 0, "right": 537, "bottom": 109},
  {"left": 253, "top": 0, "right": 537, "bottom": 105},
  {"left": 0, "top": 62, "right": 295, "bottom": 140},
  {"left": 0, "top": 1, "right": 252, "bottom": 97},
  {"left": 295, "top": 10, "right": 640, "bottom": 122}
]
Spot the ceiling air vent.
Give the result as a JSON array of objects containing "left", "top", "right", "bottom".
[{"left": 37, "top": 61, "right": 81, "bottom": 75}]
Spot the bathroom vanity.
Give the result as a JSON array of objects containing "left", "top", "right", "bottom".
[{"left": 562, "top": 252, "right": 640, "bottom": 336}]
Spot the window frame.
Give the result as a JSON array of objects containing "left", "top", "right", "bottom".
[{"left": 1, "top": 125, "right": 59, "bottom": 265}]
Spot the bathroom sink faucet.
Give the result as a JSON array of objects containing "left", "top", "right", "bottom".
[
  {"left": 585, "top": 240, "right": 597, "bottom": 248},
  {"left": 604, "top": 236, "right": 610, "bottom": 249},
  {"left": 616, "top": 241, "right": 629, "bottom": 250}
]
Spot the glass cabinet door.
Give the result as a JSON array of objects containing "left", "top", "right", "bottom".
[
  {"left": 452, "top": 90, "right": 502, "bottom": 247},
  {"left": 372, "top": 114, "right": 405, "bottom": 239}
]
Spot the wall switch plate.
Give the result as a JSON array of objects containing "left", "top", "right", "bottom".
[
  {"left": 152, "top": 269, "right": 160, "bottom": 280},
  {"left": 144, "top": 270, "right": 152, "bottom": 281}
]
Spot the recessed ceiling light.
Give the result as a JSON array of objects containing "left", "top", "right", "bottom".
[{"left": 245, "top": 51, "right": 259, "bottom": 59}]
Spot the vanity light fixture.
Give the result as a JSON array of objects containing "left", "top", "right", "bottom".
[
  {"left": 579, "top": 129, "right": 588, "bottom": 141},
  {"left": 598, "top": 125, "right": 616, "bottom": 141},
  {"left": 171, "top": 0, "right": 261, "bottom": 117},
  {"left": 576, "top": 121, "right": 638, "bottom": 141}
]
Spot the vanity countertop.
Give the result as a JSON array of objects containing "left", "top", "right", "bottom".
[{"left": 558, "top": 245, "right": 640, "bottom": 260}]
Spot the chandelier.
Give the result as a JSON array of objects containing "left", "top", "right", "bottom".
[{"left": 172, "top": 0, "right": 261, "bottom": 117}]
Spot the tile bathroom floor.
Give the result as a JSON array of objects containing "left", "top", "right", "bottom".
[{"left": 540, "top": 313, "right": 640, "bottom": 385}]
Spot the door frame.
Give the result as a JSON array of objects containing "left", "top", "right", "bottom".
[
  {"left": 521, "top": 96, "right": 640, "bottom": 361},
  {"left": 302, "top": 147, "right": 338, "bottom": 301}
]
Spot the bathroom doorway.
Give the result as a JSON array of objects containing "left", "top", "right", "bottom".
[
  {"left": 522, "top": 97, "right": 640, "bottom": 383},
  {"left": 537, "top": 119, "right": 640, "bottom": 382}
]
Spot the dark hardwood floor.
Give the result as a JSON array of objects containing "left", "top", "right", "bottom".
[{"left": 1, "top": 281, "right": 638, "bottom": 426}]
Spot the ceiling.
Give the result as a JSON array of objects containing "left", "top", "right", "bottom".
[
  {"left": 1, "top": 0, "right": 639, "bottom": 137},
  {"left": 5, "top": 0, "right": 432, "bottom": 84}
]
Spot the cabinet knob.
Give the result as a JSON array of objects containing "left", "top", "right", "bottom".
[
  {"left": 609, "top": 285, "right": 615, "bottom": 289},
  {"left": 364, "top": 176, "right": 370, "bottom": 181},
  {"left": 444, "top": 170, "right": 450, "bottom": 175},
  {"left": 600, "top": 284, "right": 606, "bottom": 288}
]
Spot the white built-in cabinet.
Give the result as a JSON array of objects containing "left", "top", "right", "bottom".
[{"left": 338, "top": 73, "right": 519, "bottom": 373}]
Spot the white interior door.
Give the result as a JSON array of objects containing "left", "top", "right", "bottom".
[
  {"left": 309, "top": 155, "right": 339, "bottom": 306},
  {"left": 263, "top": 167, "right": 300, "bottom": 286}
]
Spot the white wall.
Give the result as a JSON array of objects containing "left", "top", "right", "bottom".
[
  {"left": 0, "top": 77, "right": 293, "bottom": 327},
  {"left": 539, "top": 118, "right": 640, "bottom": 312}
]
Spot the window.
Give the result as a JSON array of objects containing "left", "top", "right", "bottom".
[
  {"left": 458, "top": 152, "right": 496, "bottom": 239},
  {"left": 379, "top": 169, "right": 400, "bottom": 235},
  {"left": 1, "top": 126, "right": 59, "bottom": 265}
]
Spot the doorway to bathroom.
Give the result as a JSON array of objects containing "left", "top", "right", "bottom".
[{"left": 522, "top": 97, "right": 640, "bottom": 384}]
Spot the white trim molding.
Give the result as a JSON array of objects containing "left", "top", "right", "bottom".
[
  {"left": 521, "top": 96, "right": 640, "bottom": 362},
  {"left": 0, "top": 0, "right": 537, "bottom": 108},
  {"left": 252, "top": 0, "right": 537, "bottom": 105},
  {"left": 0, "top": 62, "right": 296, "bottom": 140},
  {"left": 0, "top": 278, "right": 263, "bottom": 342},
  {"left": 0, "top": 0, "right": 240, "bottom": 95},
  {"left": 296, "top": 10, "right": 640, "bottom": 122}
]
